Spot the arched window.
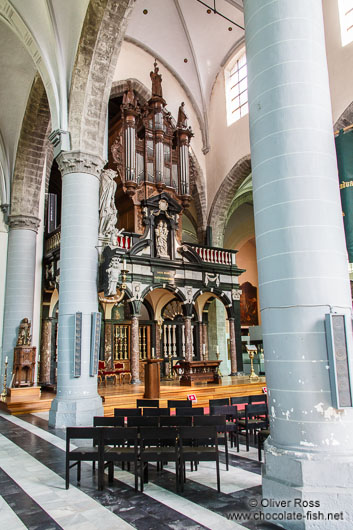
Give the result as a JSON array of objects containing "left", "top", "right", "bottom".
[
  {"left": 225, "top": 49, "right": 248, "bottom": 126},
  {"left": 338, "top": 0, "right": 353, "bottom": 46}
]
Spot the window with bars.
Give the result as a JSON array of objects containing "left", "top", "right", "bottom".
[
  {"left": 339, "top": 0, "right": 353, "bottom": 46},
  {"left": 225, "top": 50, "right": 248, "bottom": 126}
]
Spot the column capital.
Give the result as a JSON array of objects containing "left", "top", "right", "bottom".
[
  {"left": 56, "top": 151, "right": 106, "bottom": 179},
  {"left": 9, "top": 214, "right": 41, "bottom": 233}
]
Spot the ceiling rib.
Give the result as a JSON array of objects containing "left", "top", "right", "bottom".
[{"left": 174, "top": 0, "right": 210, "bottom": 154}]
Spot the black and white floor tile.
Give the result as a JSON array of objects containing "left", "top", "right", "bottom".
[{"left": 0, "top": 411, "right": 280, "bottom": 530}]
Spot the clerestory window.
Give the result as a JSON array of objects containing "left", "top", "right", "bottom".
[
  {"left": 338, "top": 0, "right": 353, "bottom": 46},
  {"left": 225, "top": 50, "right": 248, "bottom": 126}
]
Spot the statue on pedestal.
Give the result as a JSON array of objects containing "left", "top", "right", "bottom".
[
  {"left": 155, "top": 219, "right": 169, "bottom": 258},
  {"left": 150, "top": 60, "right": 163, "bottom": 98},
  {"left": 177, "top": 102, "right": 188, "bottom": 128},
  {"left": 99, "top": 169, "right": 118, "bottom": 238}
]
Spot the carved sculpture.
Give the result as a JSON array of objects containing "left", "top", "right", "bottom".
[
  {"left": 99, "top": 169, "right": 118, "bottom": 237},
  {"left": 150, "top": 60, "right": 163, "bottom": 98},
  {"left": 122, "top": 80, "right": 136, "bottom": 107},
  {"left": 155, "top": 219, "right": 169, "bottom": 258},
  {"left": 177, "top": 102, "right": 188, "bottom": 128},
  {"left": 107, "top": 257, "right": 121, "bottom": 296},
  {"left": 16, "top": 318, "right": 32, "bottom": 346}
]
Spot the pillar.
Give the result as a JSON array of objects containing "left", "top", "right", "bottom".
[
  {"left": 184, "top": 316, "right": 193, "bottom": 362},
  {"left": 207, "top": 299, "right": 229, "bottom": 375},
  {"left": 202, "top": 323, "right": 209, "bottom": 360},
  {"left": 104, "top": 321, "right": 112, "bottom": 368},
  {"left": 155, "top": 321, "right": 161, "bottom": 359},
  {"left": 39, "top": 317, "right": 52, "bottom": 384},
  {"left": 49, "top": 152, "right": 104, "bottom": 427},
  {"left": 244, "top": 1, "right": 353, "bottom": 527},
  {"left": 228, "top": 318, "right": 237, "bottom": 376},
  {"left": 130, "top": 315, "right": 141, "bottom": 384},
  {"left": 1, "top": 214, "right": 40, "bottom": 386}
]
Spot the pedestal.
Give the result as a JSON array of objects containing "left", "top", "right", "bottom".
[{"left": 143, "top": 359, "right": 162, "bottom": 399}]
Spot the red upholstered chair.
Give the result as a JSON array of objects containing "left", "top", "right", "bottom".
[
  {"left": 98, "top": 361, "right": 105, "bottom": 384},
  {"left": 114, "top": 361, "right": 132, "bottom": 384}
]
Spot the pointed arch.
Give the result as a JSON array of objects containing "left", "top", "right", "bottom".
[
  {"left": 68, "top": 0, "right": 135, "bottom": 156},
  {"left": 11, "top": 74, "right": 51, "bottom": 218},
  {"left": 208, "top": 154, "right": 251, "bottom": 247}
]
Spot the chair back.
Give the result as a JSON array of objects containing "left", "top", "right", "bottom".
[
  {"left": 160, "top": 416, "right": 192, "bottom": 427},
  {"left": 230, "top": 396, "right": 249, "bottom": 406},
  {"left": 167, "top": 399, "right": 192, "bottom": 408},
  {"left": 176, "top": 407, "right": 204, "bottom": 416},
  {"left": 245, "top": 403, "right": 268, "bottom": 418},
  {"left": 127, "top": 416, "right": 159, "bottom": 427},
  {"left": 143, "top": 407, "right": 170, "bottom": 416},
  {"left": 210, "top": 405, "right": 237, "bottom": 419},
  {"left": 179, "top": 425, "right": 218, "bottom": 447},
  {"left": 137, "top": 399, "right": 159, "bottom": 408},
  {"left": 101, "top": 426, "right": 138, "bottom": 445},
  {"left": 140, "top": 426, "right": 178, "bottom": 446},
  {"left": 93, "top": 416, "right": 124, "bottom": 427},
  {"left": 66, "top": 426, "right": 102, "bottom": 452},
  {"left": 249, "top": 394, "right": 267, "bottom": 404},
  {"left": 114, "top": 408, "right": 142, "bottom": 417},
  {"left": 98, "top": 360, "right": 105, "bottom": 370},
  {"left": 194, "top": 415, "right": 226, "bottom": 431},
  {"left": 209, "top": 398, "right": 229, "bottom": 408},
  {"left": 114, "top": 362, "right": 124, "bottom": 371}
]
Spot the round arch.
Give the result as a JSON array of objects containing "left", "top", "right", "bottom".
[{"left": 208, "top": 154, "right": 251, "bottom": 247}]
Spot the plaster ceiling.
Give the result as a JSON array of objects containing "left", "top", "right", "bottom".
[{"left": 0, "top": 0, "right": 244, "bottom": 201}]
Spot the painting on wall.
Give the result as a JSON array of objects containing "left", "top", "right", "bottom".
[{"left": 240, "top": 281, "right": 258, "bottom": 326}]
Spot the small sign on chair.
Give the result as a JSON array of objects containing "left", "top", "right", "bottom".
[{"left": 187, "top": 393, "right": 197, "bottom": 403}]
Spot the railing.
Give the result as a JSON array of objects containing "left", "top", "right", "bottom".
[
  {"left": 187, "top": 244, "right": 236, "bottom": 266},
  {"left": 44, "top": 228, "right": 61, "bottom": 255}
]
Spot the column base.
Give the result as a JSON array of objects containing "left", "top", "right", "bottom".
[
  {"left": 261, "top": 440, "right": 353, "bottom": 529},
  {"left": 131, "top": 378, "right": 141, "bottom": 385},
  {"left": 48, "top": 396, "right": 104, "bottom": 428}
]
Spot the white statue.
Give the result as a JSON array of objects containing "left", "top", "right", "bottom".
[
  {"left": 106, "top": 257, "right": 121, "bottom": 296},
  {"left": 99, "top": 169, "right": 118, "bottom": 237},
  {"left": 155, "top": 219, "right": 169, "bottom": 258}
]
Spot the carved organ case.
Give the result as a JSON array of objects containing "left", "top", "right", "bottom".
[{"left": 108, "top": 62, "right": 193, "bottom": 239}]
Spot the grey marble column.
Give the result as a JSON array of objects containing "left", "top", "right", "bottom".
[
  {"left": 202, "top": 323, "right": 209, "bottom": 361},
  {"left": 49, "top": 152, "right": 104, "bottom": 427},
  {"left": 244, "top": 1, "right": 353, "bottom": 526},
  {"left": 130, "top": 315, "right": 141, "bottom": 384},
  {"left": 184, "top": 316, "right": 193, "bottom": 362},
  {"left": 1, "top": 215, "right": 40, "bottom": 387},
  {"left": 39, "top": 318, "right": 52, "bottom": 385},
  {"left": 228, "top": 318, "right": 237, "bottom": 376}
]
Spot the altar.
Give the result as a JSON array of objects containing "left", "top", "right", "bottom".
[{"left": 177, "top": 360, "right": 222, "bottom": 386}]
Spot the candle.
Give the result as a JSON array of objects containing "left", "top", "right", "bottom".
[
  {"left": 5, "top": 356, "right": 8, "bottom": 364},
  {"left": 152, "top": 347, "right": 155, "bottom": 358},
  {"left": 202, "top": 344, "right": 206, "bottom": 354},
  {"left": 123, "top": 258, "right": 126, "bottom": 270},
  {"left": 216, "top": 345, "right": 219, "bottom": 354}
]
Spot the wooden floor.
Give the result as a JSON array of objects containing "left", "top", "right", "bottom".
[{"left": 0, "top": 375, "right": 266, "bottom": 416}]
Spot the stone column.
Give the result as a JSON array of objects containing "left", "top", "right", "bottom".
[
  {"left": 184, "top": 316, "right": 193, "bottom": 362},
  {"left": 199, "top": 321, "right": 203, "bottom": 359},
  {"left": 228, "top": 318, "right": 237, "bottom": 376},
  {"left": 1, "top": 214, "right": 40, "bottom": 386},
  {"left": 130, "top": 315, "right": 141, "bottom": 384},
  {"left": 202, "top": 323, "right": 209, "bottom": 360},
  {"left": 244, "top": 1, "right": 353, "bottom": 525},
  {"left": 49, "top": 152, "right": 104, "bottom": 428},
  {"left": 104, "top": 321, "right": 112, "bottom": 368},
  {"left": 155, "top": 321, "right": 161, "bottom": 359},
  {"left": 39, "top": 318, "right": 52, "bottom": 384}
]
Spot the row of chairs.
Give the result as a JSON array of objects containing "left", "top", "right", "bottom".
[
  {"left": 135, "top": 395, "right": 267, "bottom": 410},
  {"left": 66, "top": 424, "right": 221, "bottom": 493}
]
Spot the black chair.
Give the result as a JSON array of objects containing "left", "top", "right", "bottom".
[
  {"left": 100, "top": 427, "right": 139, "bottom": 491},
  {"left": 137, "top": 399, "right": 159, "bottom": 408},
  {"left": 249, "top": 394, "right": 267, "bottom": 404},
  {"left": 93, "top": 416, "right": 124, "bottom": 427},
  {"left": 127, "top": 416, "right": 159, "bottom": 427},
  {"left": 167, "top": 399, "right": 192, "bottom": 408},
  {"left": 194, "top": 415, "right": 229, "bottom": 470},
  {"left": 210, "top": 405, "right": 239, "bottom": 451},
  {"left": 139, "top": 427, "right": 180, "bottom": 492},
  {"left": 114, "top": 408, "right": 142, "bottom": 417},
  {"left": 230, "top": 396, "right": 249, "bottom": 419},
  {"left": 179, "top": 426, "right": 220, "bottom": 492},
  {"left": 66, "top": 427, "right": 103, "bottom": 490},
  {"left": 209, "top": 398, "right": 229, "bottom": 408},
  {"left": 258, "top": 429, "right": 270, "bottom": 461},
  {"left": 160, "top": 416, "right": 192, "bottom": 427},
  {"left": 143, "top": 407, "right": 170, "bottom": 416},
  {"left": 237, "top": 403, "right": 269, "bottom": 451},
  {"left": 176, "top": 407, "right": 204, "bottom": 417}
]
